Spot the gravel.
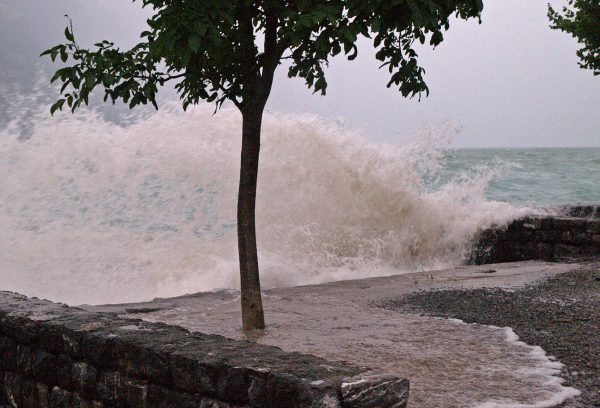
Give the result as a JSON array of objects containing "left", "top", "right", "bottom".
[{"left": 379, "top": 262, "right": 600, "bottom": 408}]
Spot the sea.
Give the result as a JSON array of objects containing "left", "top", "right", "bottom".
[{"left": 1, "top": 103, "right": 599, "bottom": 305}]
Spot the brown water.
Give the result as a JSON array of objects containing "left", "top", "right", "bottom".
[{"left": 127, "top": 263, "right": 579, "bottom": 408}]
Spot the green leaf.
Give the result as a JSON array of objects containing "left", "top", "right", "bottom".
[
  {"left": 60, "top": 47, "right": 68, "bottom": 63},
  {"left": 347, "top": 45, "right": 358, "bottom": 61},
  {"left": 343, "top": 30, "right": 357, "bottom": 44},
  {"left": 65, "top": 26, "right": 74, "bottom": 42},
  {"left": 372, "top": 18, "right": 381, "bottom": 33},
  {"left": 430, "top": 31, "right": 443, "bottom": 46},
  {"left": 313, "top": 76, "right": 327, "bottom": 94},
  {"left": 188, "top": 35, "right": 201, "bottom": 53},
  {"left": 60, "top": 80, "right": 71, "bottom": 93},
  {"left": 50, "top": 99, "right": 65, "bottom": 115},
  {"left": 85, "top": 73, "right": 95, "bottom": 89},
  {"left": 299, "top": 15, "right": 313, "bottom": 27}
]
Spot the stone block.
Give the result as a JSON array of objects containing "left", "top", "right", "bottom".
[
  {"left": 146, "top": 384, "right": 235, "bottom": 408},
  {"left": 71, "top": 362, "right": 99, "bottom": 395},
  {"left": 254, "top": 372, "right": 303, "bottom": 407},
  {"left": 79, "top": 330, "right": 126, "bottom": 372},
  {"left": 96, "top": 370, "right": 128, "bottom": 404},
  {"left": 560, "top": 231, "right": 592, "bottom": 245},
  {"left": 125, "top": 379, "right": 150, "bottom": 407},
  {"left": 504, "top": 228, "right": 533, "bottom": 242},
  {"left": 494, "top": 241, "right": 523, "bottom": 263},
  {"left": 539, "top": 217, "right": 554, "bottom": 230},
  {"left": 526, "top": 242, "right": 554, "bottom": 260},
  {"left": 3, "top": 372, "right": 49, "bottom": 408},
  {"left": 31, "top": 350, "right": 73, "bottom": 389},
  {"left": 49, "top": 386, "right": 102, "bottom": 407},
  {"left": 552, "top": 217, "right": 587, "bottom": 232},
  {"left": 561, "top": 204, "right": 600, "bottom": 218},
  {"left": 214, "top": 365, "right": 252, "bottom": 405},
  {"left": 506, "top": 219, "right": 527, "bottom": 231},
  {"left": 555, "top": 244, "right": 599, "bottom": 259},
  {"left": 169, "top": 355, "right": 217, "bottom": 397},
  {"left": 534, "top": 230, "right": 559, "bottom": 244},
  {"left": 340, "top": 374, "right": 410, "bottom": 408},
  {"left": 522, "top": 217, "right": 551, "bottom": 230},
  {"left": 587, "top": 220, "right": 600, "bottom": 234},
  {"left": 0, "top": 372, "right": 8, "bottom": 405},
  {"left": 114, "top": 342, "right": 171, "bottom": 386},
  {"left": 0, "top": 336, "right": 17, "bottom": 371}
]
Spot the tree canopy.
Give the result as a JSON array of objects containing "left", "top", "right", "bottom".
[
  {"left": 549, "top": 0, "right": 600, "bottom": 75},
  {"left": 42, "top": 0, "right": 483, "bottom": 115}
]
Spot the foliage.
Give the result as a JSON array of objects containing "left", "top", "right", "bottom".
[
  {"left": 549, "top": 0, "right": 600, "bottom": 75},
  {"left": 42, "top": 0, "right": 483, "bottom": 115}
]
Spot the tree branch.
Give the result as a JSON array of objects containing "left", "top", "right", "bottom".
[
  {"left": 130, "top": 72, "right": 185, "bottom": 82},
  {"left": 259, "top": 6, "right": 284, "bottom": 103}
]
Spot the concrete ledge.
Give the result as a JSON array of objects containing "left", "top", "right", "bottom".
[{"left": 0, "top": 291, "right": 409, "bottom": 407}]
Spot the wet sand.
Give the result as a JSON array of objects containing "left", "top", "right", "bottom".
[{"left": 380, "top": 262, "right": 600, "bottom": 407}]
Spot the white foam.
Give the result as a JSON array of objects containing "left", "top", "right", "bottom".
[
  {"left": 474, "top": 326, "right": 580, "bottom": 408},
  {"left": 1, "top": 101, "right": 531, "bottom": 304}
]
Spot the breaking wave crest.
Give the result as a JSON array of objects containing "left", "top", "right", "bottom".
[{"left": 0, "top": 102, "right": 530, "bottom": 304}]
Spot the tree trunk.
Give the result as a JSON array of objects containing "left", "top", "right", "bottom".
[{"left": 238, "top": 107, "right": 265, "bottom": 331}]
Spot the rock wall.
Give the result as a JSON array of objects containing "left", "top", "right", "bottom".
[
  {"left": 558, "top": 204, "right": 600, "bottom": 218},
  {"left": 471, "top": 212, "right": 600, "bottom": 264},
  {"left": 0, "top": 291, "right": 409, "bottom": 408}
]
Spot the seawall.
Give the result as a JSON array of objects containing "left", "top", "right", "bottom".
[
  {"left": 0, "top": 291, "right": 408, "bottom": 408},
  {"left": 471, "top": 205, "right": 600, "bottom": 264}
]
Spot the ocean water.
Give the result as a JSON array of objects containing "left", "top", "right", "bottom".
[
  {"left": 1, "top": 102, "right": 598, "bottom": 305},
  {"left": 434, "top": 147, "right": 600, "bottom": 206}
]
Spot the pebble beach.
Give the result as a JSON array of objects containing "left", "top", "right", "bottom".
[{"left": 380, "top": 262, "right": 600, "bottom": 407}]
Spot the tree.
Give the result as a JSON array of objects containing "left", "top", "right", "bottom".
[
  {"left": 549, "top": 0, "right": 600, "bottom": 75},
  {"left": 42, "top": 0, "right": 483, "bottom": 331}
]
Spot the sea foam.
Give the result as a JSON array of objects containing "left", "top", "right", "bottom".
[{"left": 1, "top": 102, "right": 529, "bottom": 304}]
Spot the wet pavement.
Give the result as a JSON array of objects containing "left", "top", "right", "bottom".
[{"left": 89, "top": 261, "right": 581, "bottom": 408}]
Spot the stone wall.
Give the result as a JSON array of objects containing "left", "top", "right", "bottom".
[
  {"left": 471, "top": 212, "right": 600, "bottom": 265},
  {"left": 0, "top": 291, "right": 409, "bottom": 408},
  {"left": 558, "top": 204, "right": 600, "bottom": 218}
]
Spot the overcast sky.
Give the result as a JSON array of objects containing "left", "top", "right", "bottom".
[{"left": 1, "top": 0, "right": 598, "bottom": 147}]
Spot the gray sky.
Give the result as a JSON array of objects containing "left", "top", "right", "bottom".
[{"left": 1, "top": 0, "right": 599, "bottom": 147}]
